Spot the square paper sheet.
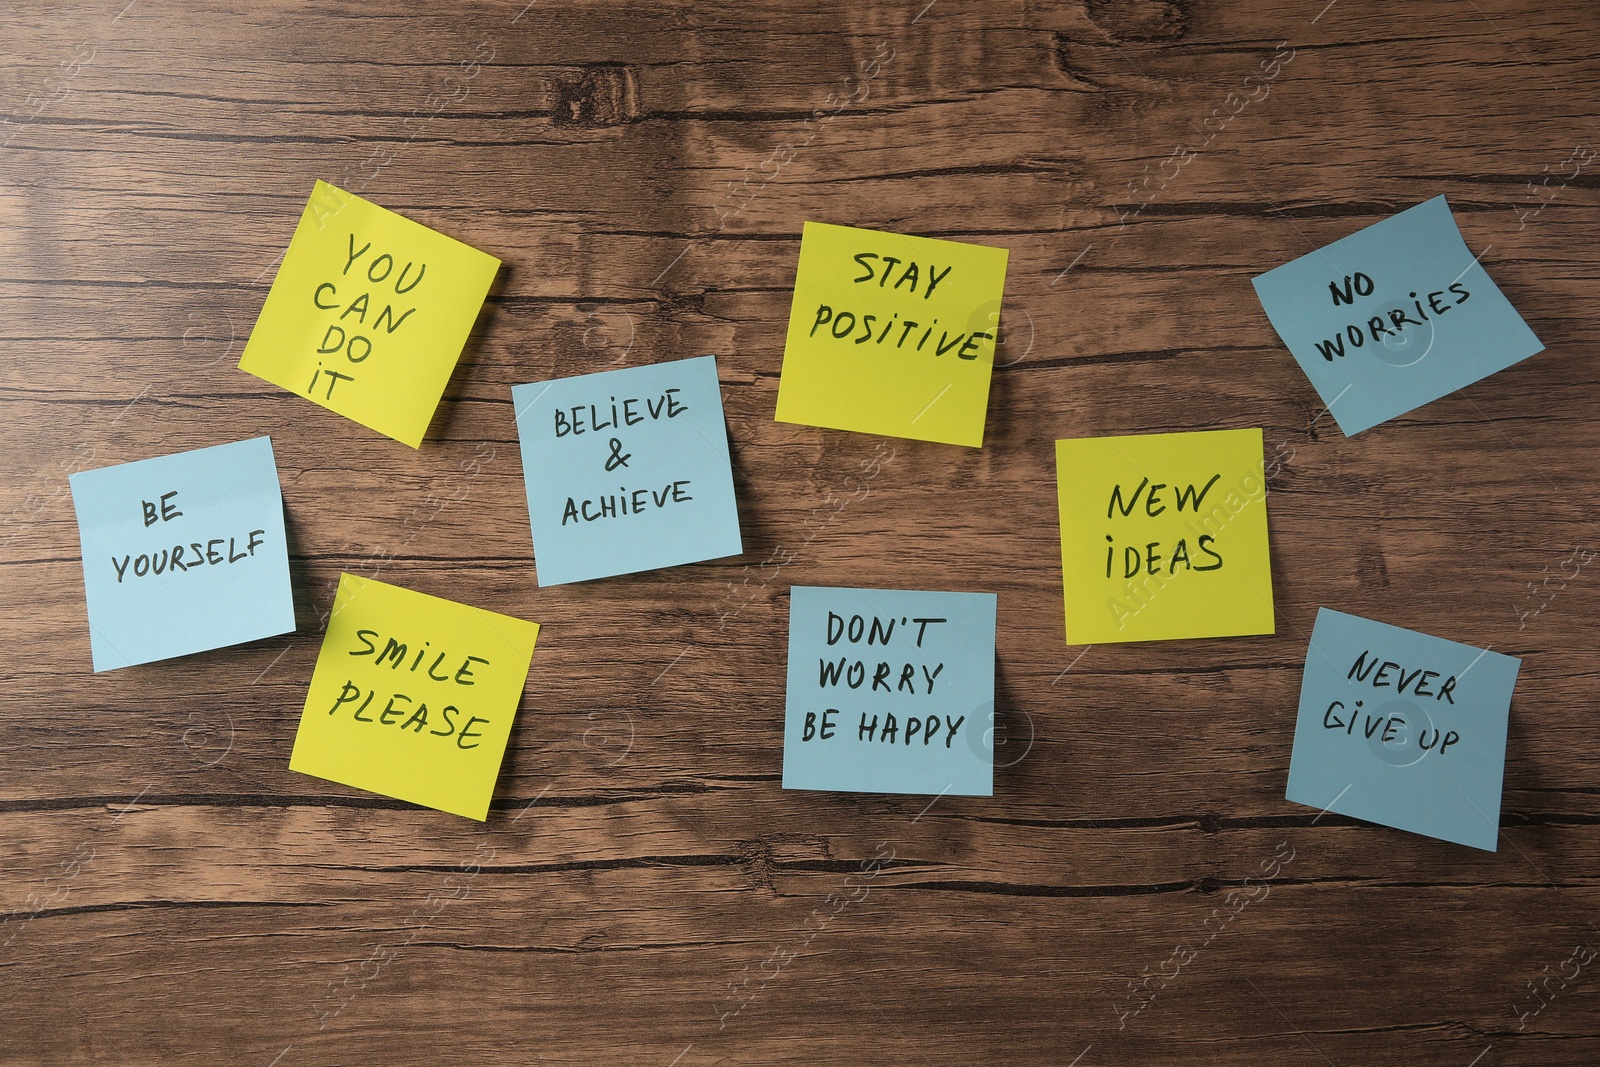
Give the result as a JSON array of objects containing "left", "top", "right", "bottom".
[
  {"left": 512, "top": 355, "right": 743, "bottom": 585},
  {"left": 1252, "top": 195, "right": 1543, "bottom": 436},
  {"left": 290, "top": 574, "right": 539, "bottom": 821},
  {"left": 1286, "top": 608, "right": 1520, "bottom": 851},
  {"left": 775, "top": 222, "right": 1009, "bottom": 448},
  {"left": 782, "top": 586, "right": 997, "bottom": 797},
  {"left": 69, "top": 436, "right": 294, "bottom": 671},
  {"left": 239, "top": 180, "right": 500, "bottom": 447},
  {"left": 1056, "top": 428, "right": 1275, "bottom": 645}
]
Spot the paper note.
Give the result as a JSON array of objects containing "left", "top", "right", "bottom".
[
  {"left": 1055, "top": 428, "right": 1274, "bottom": 645},
  {"left": 782, "top": 586, "right": 997, "bottom": 796},
  {"left": 68, "top": 436, "right": 294, "bottom": 672},
  {"left": 289, "top": 574, "right": 538, "bottom": 821},
  {"left": 1286, "top": 608, "right": 1519, "bottom": 851},
  {"left": 1252, "top": 195, "right": 1543, "bottom": 436},
  {"left": 512, "top": 355, "right": 743, "bottom": 585},
  {"left": 238, "top": 180, "right": 500, "bottom": 448},
  {"left": 775, "top": 221, "right": 1009, "bottom": 448}
]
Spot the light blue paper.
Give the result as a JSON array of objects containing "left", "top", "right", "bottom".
[
  {"left": 1252, "top": 195, "right": 1543, "bottom": 435},
  {"left": 512, "top": 355, "right": 743, "bottom": 586},
  {"left": 69, "top": 436, "right": 295, "bottom": 672},
  {"left": 782, "top": 586, "right": 997, "bottom": 797},
  {"left": 1285, "top": 608, "right": 1520, "bottom": 851}
]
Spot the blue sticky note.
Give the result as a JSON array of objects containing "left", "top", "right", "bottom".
[
  {"left": 512, "top": 355, "right": 743, "bottom": 586},
  {"left": 1286, "top": 608, "right": 1520, "bottom": 851},
  {"left": 1252, "top": 195, "right": 1543, "bottom": 435},
  {"left": 782, "top": 586, "right": 997, "bottom": 797},
  {"left": 69, "top": 436, "right": 295, "bottom": 672}
]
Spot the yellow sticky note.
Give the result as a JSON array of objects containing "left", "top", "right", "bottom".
[
  {"left": 289, "top": 574, "right": 538, "bottom": 820},
  {"left": 1055, "top": 429, "right": 1275, "bottom": 645},
  {"left": 775, "top": 221, "right": 1009, "bottom": 448},
  {"left": 239, "top": 180, "right": 500, "bottom": 448}
]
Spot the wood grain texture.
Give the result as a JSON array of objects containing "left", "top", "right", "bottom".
[{"left": 2, "top": 0, "right": 1598, "bottom": 1063}]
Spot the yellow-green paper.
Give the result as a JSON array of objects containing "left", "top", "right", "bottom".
[
  {"left": 1056, "top": 428, "right": 1276, "bottom": 645},
  {"left": 290, "top": 574, "right": 539, "bottom": 821},
  {"left": 775, "top": 221, "right": 1009, "bottom": 448},
  {"left": 239, "top": 180, "right": 500, "bottom": 447}
]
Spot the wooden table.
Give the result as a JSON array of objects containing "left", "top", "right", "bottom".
[{"left": 3, "top": 1, "right": 1597, "bottom": 1063}]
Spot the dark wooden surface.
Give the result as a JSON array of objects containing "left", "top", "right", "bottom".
[{"left": 3, "top": 1, "right": 1598, "bottom": 1063}]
